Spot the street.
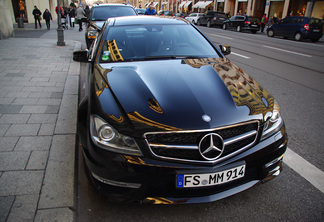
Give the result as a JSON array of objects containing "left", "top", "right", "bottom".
[{"left": 73, "top": 26, "right": 324, "bottom": 221}]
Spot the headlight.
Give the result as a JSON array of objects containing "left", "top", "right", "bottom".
[
  {"left": 261, "top": 100, "right": 284, "bottom": 140},
  {"left": 90, "top": 115, "right": 142, "bottom": 156},
  {"left": 87, "top": 30, "right": 98, "bottom": 39}
]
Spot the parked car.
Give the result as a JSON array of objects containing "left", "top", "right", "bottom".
[
  {"left": 267, "top": 16, "right": 323, "bottom": 42},
  {"left": 157, "top": 10, "right": 174, "bottom": 16},
  {"left": 135, "top": 8, "right": 146, "bottom": 15},
  {"left": 185, "top": 13, "right": 203, "bottom": 24},
  {"left": 223, "top": 15, "right": 260, "bottom": 34},
  {"left": 85, "top": 3, "right": 137, "bottom": 48},
  {"left": 197, "top": 11, "right": 228, "bottom": 27},
  {"left": 175, "top": 13, "right": 185, "bottom": 18},
  {"left": 73, "top": 16, "right": 287, "bottom": 204}
]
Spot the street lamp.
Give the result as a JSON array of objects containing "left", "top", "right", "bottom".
[{"left": 57, "top": 0, "right": 65, "bottom": 46}]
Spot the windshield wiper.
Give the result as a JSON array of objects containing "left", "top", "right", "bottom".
[{"left": 144, "top": 55, "right": 203, "bottom": 60}]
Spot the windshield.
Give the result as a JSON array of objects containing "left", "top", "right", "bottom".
[
  {"left": 100, "top": 24, "right": 218, "bottom": 62},
  {"left": 136, "top": 9, "right": 146, "bottom": 15},
  {"left": 90, "top": 6, "right": 136, "bottom": 21}
]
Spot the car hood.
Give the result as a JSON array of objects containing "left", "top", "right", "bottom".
[
  {"left": 93, "top": 58, "right": 274, "bottom": 135},
  {"left": 90, "top": 21, "right": 105, "bottom": 28}
]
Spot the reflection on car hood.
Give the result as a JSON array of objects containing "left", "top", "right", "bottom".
[{"left": 93, "top": 58, "right": 274, "bottom": 134}]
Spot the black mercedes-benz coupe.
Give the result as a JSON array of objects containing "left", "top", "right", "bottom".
[{"left": 74, "top": 16, "right": 287, "bottom": 204}]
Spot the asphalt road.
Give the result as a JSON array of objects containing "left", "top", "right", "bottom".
[{"left": 75, "top": 25, "right": 324, "bottom": 221}]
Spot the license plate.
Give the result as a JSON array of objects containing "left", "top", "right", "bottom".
[
  {"left": 251, "top": 25, "right": 257, "bottom": 27},
  {"left": 176, "top": 164, "right": 245, "bottom": 188},
  {"left": 313, "top": 29, "right": 320, "bottom": 32}
]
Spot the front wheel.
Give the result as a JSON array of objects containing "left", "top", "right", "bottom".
[
  {"left": 267, "top": 29, "right": 274, "bottom": 37},
  {"left": 223, "top": 24, "right": 227, "bottom": 30},
  {"left": 294, "top": 32, "right": 303, "bottom": 41},
  {"left": 236, "top": 25, "right": 241, "bottom": 32}
]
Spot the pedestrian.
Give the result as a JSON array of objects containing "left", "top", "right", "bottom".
[
  {"left": 84, "top": 5, "right": 90, "bottom": 20},
  {"left": 261, "top": 13, "right": 268, "bottom": 33},
  {"left": 76, "top": 4, "right": 85, "bottom": 31},
  {"left": 32, "top": 5, "right": 42, "bottom": 29},
  {"left": 43, "top": 8, "right": 52, "bottom": 30},
  {"left": 145, "top": 4, "right": 156, "bottom": 15},
  {"left": 273, "top": 13, "right": 278, "bottom": 24},
  {"left": 69, "top": 5, "right": 76, "bottom": 28},
  {"left": 55, "top": 5, "right": 64, "bottom": 16}
]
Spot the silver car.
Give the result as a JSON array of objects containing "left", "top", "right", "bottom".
[{"left": 185, "top": 13, "right": 203, "bottom": 25}]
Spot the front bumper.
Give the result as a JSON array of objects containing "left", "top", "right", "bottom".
[{"left": 81, "top": 124, "right": 287, "bottom": 204}]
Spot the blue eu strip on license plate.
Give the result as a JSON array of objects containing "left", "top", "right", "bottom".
[{"left": 176, "top": 164, "right": 245, "bottom": 188}]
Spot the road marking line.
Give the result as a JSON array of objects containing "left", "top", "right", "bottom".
[
  {"left": 209, "top": 34, "right": 233, "bottom": 40},
  {"left": 263, "top": 45, "right": 312, "bottom": 57},
  {"left": 284, "top": 148, "right": 324, "bottom": 193},
  {"left": 231, "top": 52, "right": 250, "bottom": 59}
]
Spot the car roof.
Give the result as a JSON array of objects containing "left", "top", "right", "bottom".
[
  {"left": 111, "top": 16, "right": 190, "bottom": 26},
  {"left": 92, "top": 3, "right": 133, "bottom": 8}
]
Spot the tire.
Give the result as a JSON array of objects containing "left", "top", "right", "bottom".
[
  {"left": 207, "top": 21, "right": 211, "bottom": 28},
  {"left": 223, "top": 24, "right": 227, "bottom": 30},
  {"left": 197, "top": 19, "right": 201, "bottom": 26},
  {"left": 236, "top": 26, "right": 241, "bottom": 32},
  {"left": 267, "top": 29, "right": 274, "bottom": 37},
  {"left": 311, "top": 38, "right": 320, "bottom": 42},
  {"left": 294, "top": 32, "right": 303, "bottom": 41}
]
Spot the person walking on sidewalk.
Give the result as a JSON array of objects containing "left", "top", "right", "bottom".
[
  {"left": 84, "top": 5, "right": 90, "bottom": 20},
  {"left": 76, "top": 4, "right": 85, "bottom": 31},
  {"left": 32, "top": 5, "right": 42, "bottom": 29},
  {"left": 43, "top": 9, "right": 52, "bottom": 30},
  {"left": 69, "top": 5, "right": 76, "bottom": 28},
  {"left": 261, "top": 13, "right": 268, "bottom": 33}
]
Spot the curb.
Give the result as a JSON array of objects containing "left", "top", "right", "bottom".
[{"left": 34, "top": 41, "right": 81, "bottom": 222}]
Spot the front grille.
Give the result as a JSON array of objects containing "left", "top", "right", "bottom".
[{"left": 144, "top": 121, "right": 259, "bottom": 164}]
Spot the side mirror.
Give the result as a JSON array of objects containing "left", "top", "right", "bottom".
[
  {"left": 73, "top": 49, "right": 89, "bottom": 63},
  {"left": 219, "top": 44, "right": 231, "bottom": 56}
]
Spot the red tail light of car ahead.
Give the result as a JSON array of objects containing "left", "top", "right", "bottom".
[
  {"left": 304, "top": 24, "right": 310, "bottom": 31},
  {"left": 245, "top": 21, "right": 251, "bottom": 25},
  {"left": 258, "top": 22, "right": 261, "bottom": 25}
]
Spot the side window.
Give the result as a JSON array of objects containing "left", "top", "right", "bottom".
[{"left": 279, "top": 18, "right": 288, "bottom": 24}]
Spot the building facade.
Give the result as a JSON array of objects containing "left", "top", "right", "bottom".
[
  {"left": 135, "top": 0, "right": 323, "bottom": 20},
  {"left": 1, "top": 0, "right": 323, "bottom": 38}
]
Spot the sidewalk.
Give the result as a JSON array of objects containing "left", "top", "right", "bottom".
[{"left": 0, "top": 21, "right": 81, "bottom": 222}]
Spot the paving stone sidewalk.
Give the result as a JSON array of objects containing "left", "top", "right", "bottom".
[{"left": 0, "top": 35, "right": 80, "bottom": 221}]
